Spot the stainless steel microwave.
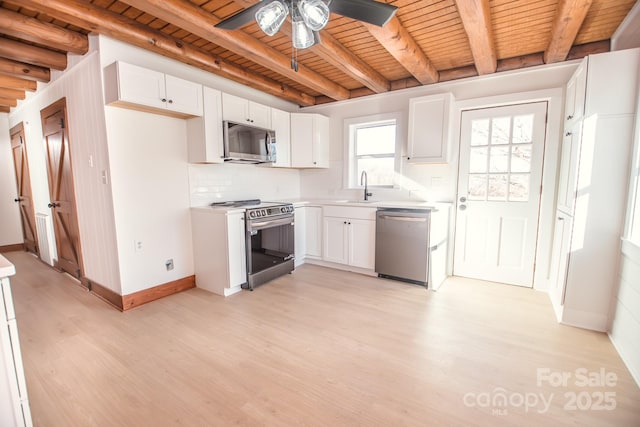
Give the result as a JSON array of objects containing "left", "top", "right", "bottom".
[{"left": 223, "top": 121, "right": 276, "bottom": 164}]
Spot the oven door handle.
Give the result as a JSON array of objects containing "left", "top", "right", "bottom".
[{"left": 249, "top": 216, "right": 294, "bottom": 230}]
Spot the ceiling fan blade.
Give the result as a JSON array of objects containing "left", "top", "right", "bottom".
[
  {"left": 329, "top": 0, "right": 398, "bottom": 27},
  {"left": 215, "top": 1, "right": 271, "bottom": 30}
]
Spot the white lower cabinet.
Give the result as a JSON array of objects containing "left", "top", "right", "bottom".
[
  {"left": 322, "top": 206, "right": 376, "bottom": 270},
  {"left": 1, "top": 259, "right": 33, "bottom": 427},
  {"left": 191, "top": 208, "right": 246, "bottom": 296},
  {"left": 304, "top": 206, "right": 323, "bottom": 259}
]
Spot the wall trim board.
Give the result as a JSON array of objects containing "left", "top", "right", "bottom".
[
  {"left": 0, "top": 244, "right": 25, "bottom": 253},
  {"left": 122, "top": 275, "right": 196, "bottom": 311},
  {"left": 82, "top": 277, "right": 123, "bottom": 311}
]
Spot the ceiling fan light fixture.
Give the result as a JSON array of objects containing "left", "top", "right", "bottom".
[
  {"left": 298, "top": 0, "right": 330, "bottom": 31},
  {"left": 255, "top": 1, "right": 289, "bottom": 36},
  {"left": 292, "top": 14, "right": 316, "bottom": 49}
]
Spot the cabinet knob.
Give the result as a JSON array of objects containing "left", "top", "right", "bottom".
[
  {"left": 168, "top": 99, "right": 173, "bottom": 104},
  {"left": 566, "top": 115, "right": 573, "bottom": 120},
  {"left": 558, "top": 217, "right": 565, "bottom": 221},
  {"left": 565, "top": 131, "right": 572, "bottom": 136},
  {"left": 161, "top": 98, "right": 167, "bottom": 102}
]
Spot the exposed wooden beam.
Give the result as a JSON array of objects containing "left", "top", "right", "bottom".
[
  {"left": 232, "top": 0, "right": 389, "bottom": 93},
  {"left": 0, "top": 97, "right": 17, "bottom": 107},
  {"left": 363, "top": 17, "right": 439, "bottom": 84},
  {"left": 0, "top": 74, "right": 38, "bottom": 91},
  {"left": 0, "top": 106, "right": 10, "bottom": 113},
  {"left": 9, "top": 0, "right": 315, "bottom": 106},
  {"left": 0, "top": 8, "right": 88, "bottom": 55},
  {"left": 0, "top": 37, "right": 67, "bottom": 70},
  {"left": 0, "top": 87, "right": 25, "bottom": 100},
  {"left": 497, "top": 53, "right": 545, "bottom": 72},
  {"left": 0, "top": 57, "right": 50, "bottom": 82},
  {"left": 120, "top": 0, "right": 350, "bottom": 100},
  {"left": 439, "top": 65, "right": 478, "bottom": 82},
  {"left": 545, "top": 0, "right": 593, "bottom": 63},
  {"left": 454, "top": 0, "right": 497, "bottom": 75}
]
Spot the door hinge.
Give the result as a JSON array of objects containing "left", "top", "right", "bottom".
[
  {"left": 19, "top": 136, "right": 23, "bottom": 144},
  {"left": 59, "top": 118, "right": 65, "bottom": 129}
]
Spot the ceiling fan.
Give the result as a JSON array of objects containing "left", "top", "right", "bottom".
[{"left": 215, "top": 0, "right": 398, "bottom": 50}]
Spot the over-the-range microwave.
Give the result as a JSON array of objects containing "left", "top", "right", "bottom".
[{"left": 222, "top": 120, "right": 276, "bottom": 164}]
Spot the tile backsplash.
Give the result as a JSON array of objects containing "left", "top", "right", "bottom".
[{"left": 188, "top": 163, "right": 301, "bottom": 206}]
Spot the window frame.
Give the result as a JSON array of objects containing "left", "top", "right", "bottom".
[{"left": 344, "top": 112, "right": 402, "bottom": 190}]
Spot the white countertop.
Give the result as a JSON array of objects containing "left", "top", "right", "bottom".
[
  {"left": 192, "top": 199, "right": 452, "bottom": 213},
  {"left": 0, "top": 254, "right": 16, "bottom": 278}
]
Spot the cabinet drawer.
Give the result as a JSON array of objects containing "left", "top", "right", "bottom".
[{"left": 323, "top": 205, "right": 377, "bottom": 220}]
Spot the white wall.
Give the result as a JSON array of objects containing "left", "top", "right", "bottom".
[
  {"left": 298, "top": 62, "right": 577, "bottom": 204},
  {"left": 0, "top": 115, "right": 23, "bottom": 247},
  {"left": 189, "top": 163, "right": 301, "bottom": 206},
  {"left": 8, "top": 52, "right": 121, "bottom": 293}
]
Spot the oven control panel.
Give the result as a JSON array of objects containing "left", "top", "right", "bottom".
[{"left": 247, "top": 205, "right": 294, "bottom": 219}]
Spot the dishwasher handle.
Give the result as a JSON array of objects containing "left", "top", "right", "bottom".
[{"left": 379, "top": 215, "right": 427, "bottom": 222}]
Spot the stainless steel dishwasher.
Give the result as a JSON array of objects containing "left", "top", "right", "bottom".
[{"left": 375, "top": 208, "right": 433, "bottom": 287}]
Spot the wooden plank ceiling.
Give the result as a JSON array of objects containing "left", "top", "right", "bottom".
[{"left": 0, "top": 0, "right": 635, "bottom": 111}]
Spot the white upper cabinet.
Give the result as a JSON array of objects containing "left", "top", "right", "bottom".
[
  {"left": 104, "top": 61, "right": 203, "bottom": 117},
  {"left": 222, "top": 93, "right": 272, "bottom": 129},
  {"left": 187, "top": 86, "right": 224, "bottom": 164},
  {"left": 555, "top": 124, "right": 582, "bottom": 214},
  {"left": 290, "top": 113, "right": 329, "bottom": 168},
  {"left": 563, "top": 61, "right": 586, "bottom": 128},
  {"left": 407, "top": 92, "right": 454, "bottom": 163},
  {"left": 270, "top": 108, "right": 291, "bottom": 168}
]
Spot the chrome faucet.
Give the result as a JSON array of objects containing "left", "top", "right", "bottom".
[{"left": 360, "top": 170, "right": 373, "bottom": 201}]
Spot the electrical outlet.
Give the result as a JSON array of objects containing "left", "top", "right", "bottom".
[
  {"left": 134, "top": 240, "right": 143, "bottom": 253},
  {"left": 165, "top": 259, "right": 174, "bottom": 271}
]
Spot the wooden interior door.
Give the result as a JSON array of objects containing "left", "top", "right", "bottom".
[
  {"left": 10, "top": 123, "right": 39, "bottom": 255},
  {"left": 41, "top": 99, "right": 83, "bottom": 278}
]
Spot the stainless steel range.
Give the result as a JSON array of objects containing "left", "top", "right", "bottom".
[{"left": 211, "top": 200, "right": 295, "bottom": 290}]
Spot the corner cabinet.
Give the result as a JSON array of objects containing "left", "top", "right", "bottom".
[
  {"left": 0, "top": 257, "right": 33, "bottom": 427},
  {"left": 221, "top": 93, "right": 271, "bottom": 129},
  {"left": 549, "top": 48, "right": 640, "bottom": 331},
  {"left": 191, "top": 208, "right": 246, "bottom": 296},
  {"left": 104, "top": 61, "right": 203, "bottom": 118},
  {"left": 407, "top": 93, "right": 454, "bottom": 163},
  {"left": 290, "top": 113, "right": 330, "bottom": 168},
  {"left": 322, "top": 206, "right": 376, "bottom": 270},
  {"left": 187, "top": 86, "right": 224, "bottom": 163}
]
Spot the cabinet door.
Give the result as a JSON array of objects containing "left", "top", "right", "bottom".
[
  {"left": 165, "top": 75, "right": 203, "bottom": 116},
  {"left": 348, "top": 219, "right": 376, "bottom": 269},
  {"left": 222, "top": 93, "right": 248, "bottom": 123},
  {"left": 564, "top": 61, "right": 587, "bottom": 127},
  {"left": 556, "top": 124, "right": 582, "bottom": 213},
  {"left": 271, "top": 108, "right": 291, "bottom": 167},
  {"left": 115, "top": 62, "right": 166, "bottom": 110},
  {"left": 186, "top": 86, "right": 223, "bottom": 163},
  {"left": 249, "top": 101, "right": 272, "bottom": 129},
  {"left": 323, "top": 217, "right": 348, "bottom": 264},
  {"left": 408, "top": 93, "right": 453, "bottom": 163},
  {"left": 312, "top": 114, "right": 330, "bottom": 168},
  {"left": 549, "top": 212, "right": 573, "bottom": 306},
  {"left": 305, "top": 206, "right": 323, "bottom": 258},
  {"left": 291, "top": 113, "right": 315, "bottom": 167},
  {"left": 227, "top": 212, "right": 247, "bottom": 287}
]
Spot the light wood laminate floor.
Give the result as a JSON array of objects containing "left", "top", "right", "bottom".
[{"left": 5, "top": 251, "right": 640, "bottom": 426}]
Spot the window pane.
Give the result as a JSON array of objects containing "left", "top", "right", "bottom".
[
  {"left": 468, "top": 175, "right": 487, "bottom": 200},
  {"left": 488, "top": 174, "right": 508, "bottom": 200},
  {"left": 469, "top": 147, "right": 488, "bottom": 173},
  {"left": 491, "top": 117, "right": 511, "bottom": 145},
  {"left": 356, "top": 124, "right": 395, "bottom": 155},
  {"left": 511, "top": 144, "right": 532, "bottom": 172},
  {"left": 489, "top": 145, "right": 509, "bottom": 173},
  {"left": 509, "top": 174, "right": 530, "bottom": 201},
  {"left": 513, "top": 114, "right": 533, "bottom": 144},
  {"left": 357, "top": 157, "right": 394, "bottom": 186},
  {"left": 471, "top": 119, "right": 489, "bottom": 146}
]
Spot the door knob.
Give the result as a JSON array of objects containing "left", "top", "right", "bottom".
[
  {"left": 14, "top": 198, "right": 21, "bottom": 202},
  {"left": 48, "top": 202, "right": 60, "bottom": 208}
]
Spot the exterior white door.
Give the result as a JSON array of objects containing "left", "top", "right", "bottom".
[{"left": 453, "top": 102, "right": 547, "bottom": 287}]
